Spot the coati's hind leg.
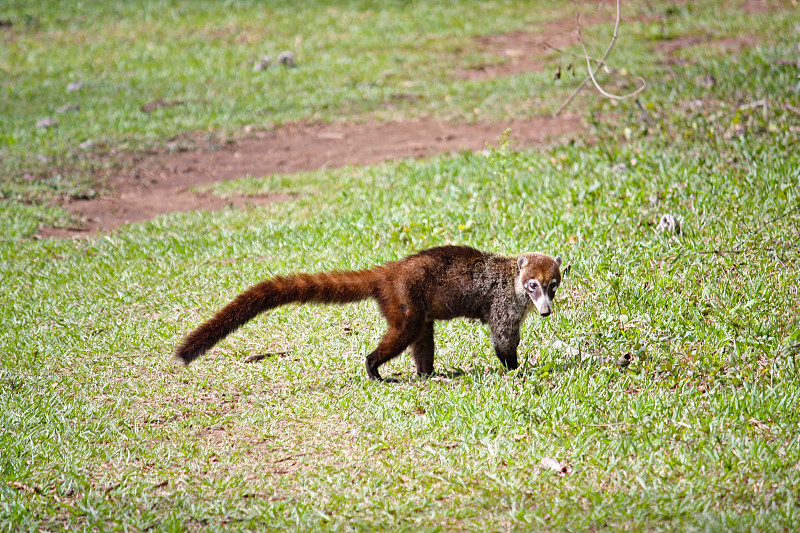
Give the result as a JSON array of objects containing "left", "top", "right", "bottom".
[
  {"left": 365, "top": 316, "right": 425, "bottom": 381},
  {"left": 410, "top": 320, "right": 435, "bottom": 376}
]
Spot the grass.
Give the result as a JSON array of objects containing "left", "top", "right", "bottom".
[{"left": 2, "top": 0, "right": 800, "bottom": 530}]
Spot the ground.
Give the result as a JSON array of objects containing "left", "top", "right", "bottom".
[
  {"left": 31, "top": 4, "right": 763, "bottom": 239},
  {"left": 33, "top": 10, "right": 596, "bottom": 238}
]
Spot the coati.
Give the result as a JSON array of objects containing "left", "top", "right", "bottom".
[{"left": 174, "top": 245, "right": 562, "bottom": 381}]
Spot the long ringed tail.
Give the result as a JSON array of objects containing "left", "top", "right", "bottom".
[{"left": 174, "top": 268, "right": 381, "bottom": 365}]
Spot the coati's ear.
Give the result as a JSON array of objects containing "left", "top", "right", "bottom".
[
  {"left": 517, "top": 255, "right": 529, "bottom": 271},
  {"left": 555, "top": 255, "right": 562, "bottom": 267}
]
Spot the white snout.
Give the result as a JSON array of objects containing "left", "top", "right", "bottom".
[{"left": 529, "top": 294, "right": 553, "bottom": 317}]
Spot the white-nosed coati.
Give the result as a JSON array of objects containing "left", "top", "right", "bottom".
[{"left": 174, "top": 245, "right": 562, "bottom": 381}]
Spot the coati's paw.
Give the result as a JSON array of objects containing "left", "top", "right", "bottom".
[{"left": 365, "top": 358, "right": 383, "bottom": 381}]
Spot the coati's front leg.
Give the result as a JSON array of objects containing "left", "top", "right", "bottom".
[
  {"left": 410, "top": 320, "right": 435, "bottom": 376},
  {"left": 489, "top": 322, "right": 521, "bottom": 371}
]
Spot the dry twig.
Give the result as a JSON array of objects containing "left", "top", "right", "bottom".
[{"left": 555, "top": 0, "right": 646, "bottom": 116}]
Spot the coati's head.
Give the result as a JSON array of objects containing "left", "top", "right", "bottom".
[{"left": 515, "top": 253, "right": 562, "bottom": 317}]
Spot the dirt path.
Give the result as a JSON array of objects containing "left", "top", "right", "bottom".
[{"left": 40, "top": 115, "right": 582, "bottom": 238}]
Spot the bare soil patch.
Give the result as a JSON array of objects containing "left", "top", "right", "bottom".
[
  {"left": 656, "top": 34, "right": 757, "bottom": 59},
  {"left": 456, "top": 13, "right": 615, "bottom": 81},
  {"left": 39, "top": 116, "right": 582, "bottom": 238},
  {"left": 741, "top": 0, "right": 781, "bottom": 14}
]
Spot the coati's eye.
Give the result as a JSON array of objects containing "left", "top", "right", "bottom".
[
  {"left": 548, "top": 281, "right": 559, "bottom": 296},
  {"left": 526, "top": 279, "right": 537, "bottom": 292}
]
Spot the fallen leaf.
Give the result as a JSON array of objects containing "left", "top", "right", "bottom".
[
  {"left": 277, "top": 51, "right": 295, "bottom": 67},
  {"left": 56, "top": 103, "right": 80, "bottom": 113},
  {"left": 8, "top": 481, "right": 40, "bottom": 494},
  {"left": 540, "top": 457, "right": 571, "bottom": 475},
  {"left": 140, "top": 99, "right": 185, "bottom": 113},
  {"left": 656, "top": 213, "right": 681, "bottom": 235},
  {"left": 253, "top": 55, "right": 271, "bottom": 72},
  {"left": 243, "top": 350, "right": 290, "bottom": 363},
  {"left": 36, "top": 117, "right": 57, "bottom": 129}
]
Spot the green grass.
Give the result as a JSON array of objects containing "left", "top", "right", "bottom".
[{"left": 3, "top": 0, "right": 800, "bottom": 530}]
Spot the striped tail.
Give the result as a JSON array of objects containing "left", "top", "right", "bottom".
[{"left": 174, "top": 269, "right": 381, "bottom": 365}]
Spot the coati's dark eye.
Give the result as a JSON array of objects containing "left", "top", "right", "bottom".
[{"left": 526, "top": 279, "right": 537, "bottom": 291}]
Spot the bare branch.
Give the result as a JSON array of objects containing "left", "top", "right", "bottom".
[
  {"left": 555, "top": 77, "right": 592, "bottom": 116},
  {"left": 541, "top": 41, "right": 607, "bottom": 67},
  {"left": 554, "top": 0, "right": 646, "bottom": 116}
]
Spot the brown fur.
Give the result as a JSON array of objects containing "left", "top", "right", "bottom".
[{"left": 174, "top": 245, "right": 561, "bottom": 380}]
